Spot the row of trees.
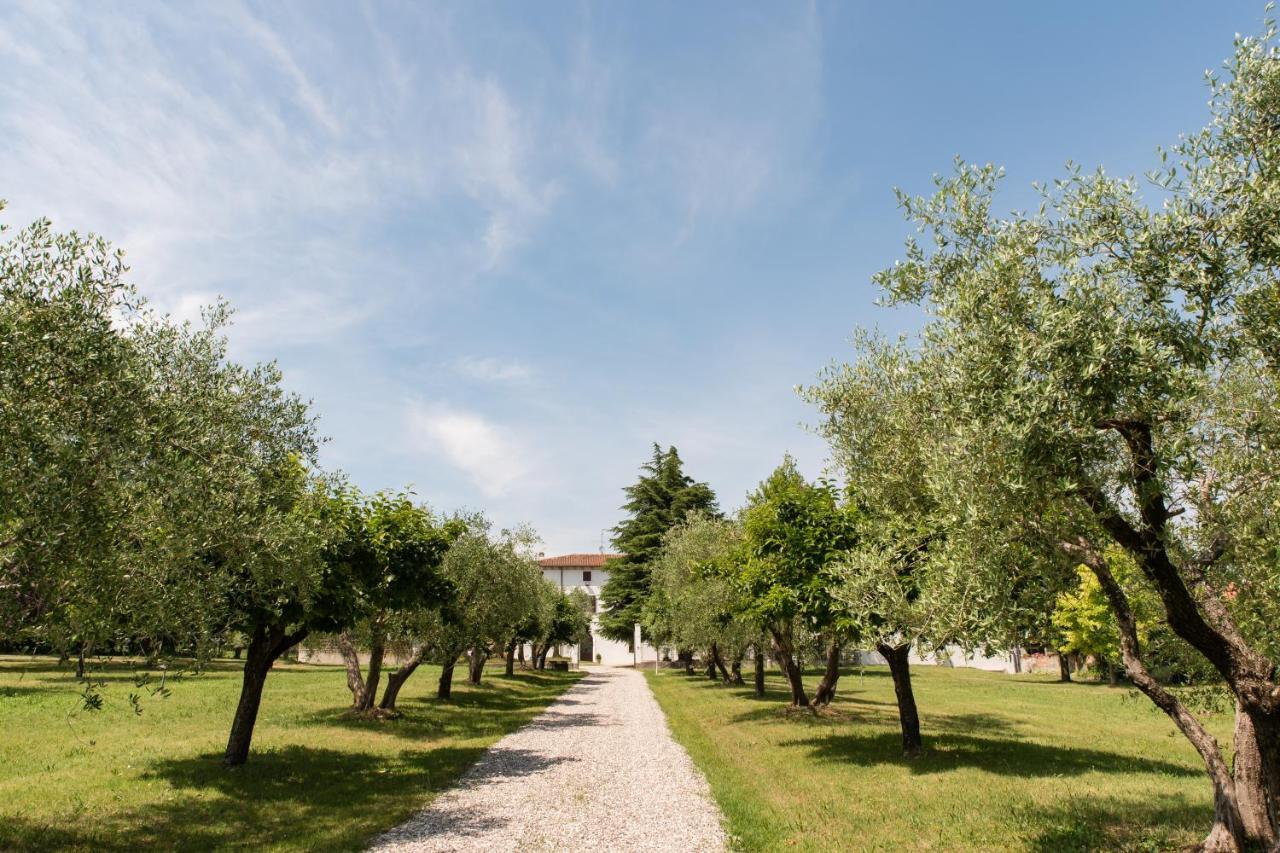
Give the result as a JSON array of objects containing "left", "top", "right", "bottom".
[
  {"left": 0, "top": 205, "right": 589, "bottom": 768},
  {"left": 626, "top": 21, "right": 1280, "bottom": 851},
  {"left": 333, "top": 512, "right": 590, "bottom": 711}
]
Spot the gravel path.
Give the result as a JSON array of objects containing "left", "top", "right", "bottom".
[{"left": 369, "top": 666, "right": 727, "bottom": 853}]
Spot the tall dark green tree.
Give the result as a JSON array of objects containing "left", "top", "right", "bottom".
[{"left": 598, "top": 445, "right": 717, "bottom": 643}]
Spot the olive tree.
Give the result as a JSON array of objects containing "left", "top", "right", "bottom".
[
  {"left": 644, "top": 513, "right": 754, "bottom": 685},
  {"left": 807, "top": 342, "right": 952, "bottom": 754},
  {"left": 868, "top": 21, "right": 1280, "bottom": 847},
  {"left": 0, "top": 208, "right": 372, "bottom": 771},
  {"left": 429, "top": 516, "right": 545, "bottom": 700},
  {"left": 1, "top": 211, "right": 316, "bottom": 661}
]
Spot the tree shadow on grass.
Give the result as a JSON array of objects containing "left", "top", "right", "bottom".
[
  {"left": 296, "top": 671, "right": 585, "bottom": 743},
  {"left": 0, "top": 682, "right": 71, "bottom": 699},
  {"left": 1015, "top": 791, "right": 1210, "bottom": 851},
  {"left": 0, "top": 744, "right": 569, "bottom": 852},
  {"left": 781, "top": 729, "right": 1200, "bottom": 779},
  {"left": 666, "top": 666, "right": 896, "bottom": 705},
  {"left": 725, "top": 688, "right": 946, "bottom": 726}
]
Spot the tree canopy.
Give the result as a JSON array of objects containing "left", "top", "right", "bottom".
[{"left": 839, "top": 20, "right": 1280, "bottom": 847}]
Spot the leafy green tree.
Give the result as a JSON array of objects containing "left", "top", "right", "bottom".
[
  {"left": 330, "top": 491, "right": 457, "bottom": 714},
  {"left": 643, "top": 513, "right": 754, "bottom": 685},
  {"left": 550, "top": 587, "right": 593, "bottom": 662},
  {"left": 807, "top": 343, "right": 951, "bottom": 752},
  {"left": 1053, "top": 566, "right": 1131, "bottom": 685},
  {"left": 866, "top": 20, "right": 1280, "bottom": 846},
  {"left": 730, "top": 458, "right": 857, "bottom": 707},
  {"left": 225, "top": 480, "right": 456, "bottom": 756},
  {"left": 0, "top": 209, "right": 318, "bottom": 663},
  {"left": 599, "top": 445, "right": 718, "bottom": 643},
  {"left": 0, "top": 207, "right": 377, "bottom": 767},
  {"left": 427, "top": 516, "right": 545, "bottom": 700},
  {"left": 508, "top": 583, "right": 555, "bottom": 674}
]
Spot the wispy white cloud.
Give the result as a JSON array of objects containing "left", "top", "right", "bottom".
[
  {"left": 0, "top": 1, "right": 834, "bottom": 560},
  {"left": 636, "top": 2, "right": 824, "bottom": 240},
  {"left": 404, "top": 401, "right": 535, "bottom": 498},
  {"left": 0, "top": 0, "right": 562, "bottom": 357},
  {"left": 220, "top": 2, "right": 342, "bottom": 134},
  {"left": 452, "top": 356, "right": 534, "bottom": 383}
]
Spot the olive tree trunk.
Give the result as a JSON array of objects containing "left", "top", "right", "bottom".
[
  {"left": 337, "top": 630, "right": 368, "bottom": 708},
  {"left": 437, "top": 654, "right": 458, "bottom": 700},
  {"left": 1081, "top": 422, "right": 1280, "bottom": 849},
  {"left": 712, "top": 644, "right": 732, "bottom": 683},
  {"left": 378, "top": 644, "right": 430, "bottom": 714},
  {"left": 769, "top": 623, "right": 809, "bottom": 707},
  {"left": 336, "top": 630, "right": 386, "bottom": 713},
  {"left": 813, "top": 635, "right": 842, "bottom": 705},
  {"left": 1066, "top": 536, "right": 1277, "bottom": 851},
  {"left": 223, "top": 623, "right": 308, "bottom": 767},
  {"left": 877, "top": 641, "right": 922, "bottom": 758},
  {"left": 680, "top": 649, "right": 694, "bottom": 675},
  {"left": 468, "top": 645, "right": 487, "bottom": 685},
  {"left": 361, "top": 638, "right": 385, "bottom": 711}
]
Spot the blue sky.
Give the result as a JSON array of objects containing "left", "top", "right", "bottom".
[{"left": 0, "top": 1, "right": 1267, "bottom": 555}]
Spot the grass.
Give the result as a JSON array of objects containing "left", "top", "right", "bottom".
[
  {"left": 0, "top": 655, "right": 581, "bottom": 851},
  {"left": 647, "top": 664, "right": 1229, "bottom": 852}
]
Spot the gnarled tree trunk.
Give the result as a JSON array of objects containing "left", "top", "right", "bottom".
[
  {"left": 337, "top": 630, "right": 386, "bottom": 713},
  {"left": 1068, "top": 539, "right": 1275, "bottom": 851},
  {"left": 337, "top": 630, "right": 368, "bottom": 708},
  {"left": 224, "top": 623, "right": 308, "bottom": 767},
  {"left": 813, "top": 635, "right": 842, "bottom": 705},
  {"left": 877, "top": 641, "right": 922, "bottom": 757},
  {"left": 730, "top": 653, "right": 744, "bottom": 686},
  {"left": 378, "top": 645, "right": 428, "bottom": 714},
  {"left": 769, "top": 623, "right": 809, "bottom": 707},
  {"left": 1056, "top": 651, "right": 1072, "bottom": 683},
  {"left": 712, "top": 644, "right": 732, "bottom": 683},
  {"left": 437, "top": 652, "right": 458, "bottom": 700},
  {"left": 505, "top": 640, "right": 516, "bottom": 676},
  {"left": 359, "top": 637, "right": 386, "bottom": 713},
  {"left": 1081, "top": 422, "right": 1280, "bottom": 848},
  {"left": 468, "top": 645, "right": 487, "bottom": 684}
]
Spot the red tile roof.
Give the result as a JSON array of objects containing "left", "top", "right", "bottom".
[{"left": 538, "top": 553, "right": 621, "bottom": 568}]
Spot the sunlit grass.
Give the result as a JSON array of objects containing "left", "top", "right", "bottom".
[
  {"left": 648, "top": 664, "right": 1226, "bottom": 851},
  {"left": 0, "top": 656, "right": 581, "bottom": 851}
]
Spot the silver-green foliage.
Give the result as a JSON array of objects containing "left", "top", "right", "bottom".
[
  {"left": 0, "top": 207, "right": 319, "bottom": 657},
  {"left": 643, "top": 512, "right": 754, "bottom": 659}
]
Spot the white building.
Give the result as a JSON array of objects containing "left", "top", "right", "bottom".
[
  {"left": 855, "top": 644, "right": 1060, "bottom": 675},
  {"left": 538, "top": 553, "right": 661, "bottom": 667}
]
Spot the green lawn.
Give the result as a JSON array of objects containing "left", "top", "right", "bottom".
[
  {"left": 647, "top": 664, "right": 1227, "bottom": 852},
  {"left": 0, "top": 656, "right": 581, "bottom": 851}
]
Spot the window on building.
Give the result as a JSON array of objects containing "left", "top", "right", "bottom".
[{"left": 582, "top": 570, "right": 592, "bottom": 582}]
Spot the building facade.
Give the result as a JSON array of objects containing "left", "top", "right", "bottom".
[{"left": 538, "top": 553, "right": 660, "bottom": 666}]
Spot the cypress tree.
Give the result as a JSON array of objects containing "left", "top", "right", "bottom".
[{"left": 598, "top": 444, "right": 717, "bottom": 643}]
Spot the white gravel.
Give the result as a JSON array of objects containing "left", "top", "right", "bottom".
[{"left": 368, "top": 666, "right": 727, "bottom": 853}]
